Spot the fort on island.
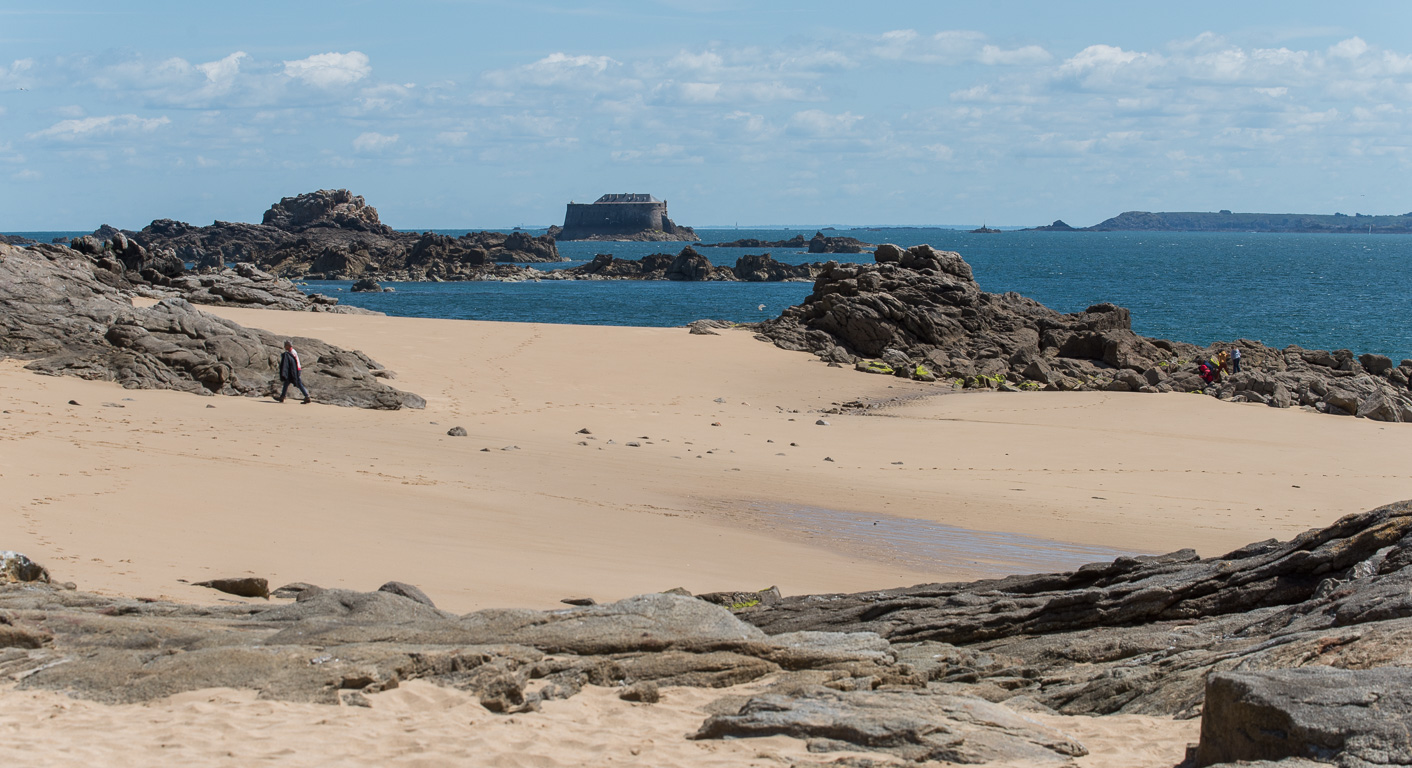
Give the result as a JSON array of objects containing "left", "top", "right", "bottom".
[{"left": 553, "top": 193, "right": 699, "bottom": 242}]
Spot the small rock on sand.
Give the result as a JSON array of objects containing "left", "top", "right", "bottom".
[
  {"left": 447, "top": 426, "right": 468, "bottom": 437},
  {"left": 194, "top": 576, "right": 269, "bottom": 599}
]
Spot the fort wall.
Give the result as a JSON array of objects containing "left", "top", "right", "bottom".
[{"left": 555, "top": 194, "right": 698, "bottom": 242}]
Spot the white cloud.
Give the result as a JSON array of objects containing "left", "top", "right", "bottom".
[
  {"left": 197, "top": 51, "right": 247, "bottom": 85},
  {"left": 29, "top": 114, "right": 170, "bottom": 140},
  {"left": 352, "top": 132, "right": 399, "bottom": 152},
  {"left": 283, "top": 51, "right": 371, "bottom": 88},
  {"left": 788, "top": 109, "right": 864, "bottom": 137},
  {"left": 1329, "top": 37, "right": 1370, "bottom": 60},
  {"left": 486, "top": 53, "right": 623, "bottom": 90},
  {"left": 676, "top": 82, "right": 722, "bottom": 103},
  {"left": 12, "top": 169, "right": 41, "bottom": 181},
  {"left": 977, "top": 45, "right": 1052, "bottom": 66}
]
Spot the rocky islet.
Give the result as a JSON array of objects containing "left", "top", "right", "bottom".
[{"left": 123, "top": 189, "right": 564, "bottom": 281}]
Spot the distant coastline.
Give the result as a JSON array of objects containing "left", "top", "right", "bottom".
[{"left": 1026, "top": 210, "right": 1412, "bottom": 234}]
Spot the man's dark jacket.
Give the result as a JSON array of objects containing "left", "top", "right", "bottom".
[{"left": 279, "top": 350, "right": 301, "bottom": 382}]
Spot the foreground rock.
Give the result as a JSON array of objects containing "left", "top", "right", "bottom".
[
  {"left": 0, "top": 244, "right": 424, "bottom": 409},
  {"left": 8, "top": 500, "right": 1412, "bottom": 763},
  {"left": 1197, "top": 667, "right": 1412, "bottom": 766},
  {"left": 757, "top": 243, "right": 1412, "bottom": 421},
  {"left": 126, "top": 189, "right": 563, "bottom": 280}
]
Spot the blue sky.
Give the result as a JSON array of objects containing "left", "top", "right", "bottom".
[{"left": 3, "top": 1, "right": 1411, "bottom": 229}]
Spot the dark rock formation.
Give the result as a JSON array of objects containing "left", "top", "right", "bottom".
[
  {"left": 554, "top": 193, "right": 698, "bottom": 242},
  {"left": 127, "top": 190, "right": 562, "bottom": 280},
  {"left": 61, "top": 228, "right": 369, "bottom": 314},
  {"left": 9, "top": 499, "right": 1412, "bottom": 762},
  {"left": 558, "top": 248, "right": 822, "bottom": 282},
  {"left": 463, "top": 248, "right": 827, "bottom": 283},
  {"left": 739, "top": 499, "right": 1412, "bottom": 718},
  {"left": 755, "top": 243, "right": 1412, "bottom": 421},
  {"left": 808, "top": 232, "right": 869, "bottom": 253},
  {"left": 194, "top": 577, "right": 270, "bottom": 599},
  {"left": 1, "top": 551, "right": 50, "bottom": 583},
  {"left": 351, "top": 278, "right": 383, "bottom": 292},
  {"left": 0, "top": 244, "right": 424, "bottom": 409},
  {"left": 696, "top": 232, "right": 873, "bottom": 254},
  {"left": 261, "top": 189, "right": 393, "bottom": 234},
  {"left": 1196, "top": 667, "right": 1412, "bottom": 767},
  {"left": 969, "top": 226, "right": 1002, "bottom": 234},
  {"left": 698, "top": 235, "right": 809, "bottom": 249}
]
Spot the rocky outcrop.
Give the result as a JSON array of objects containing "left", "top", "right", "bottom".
[
  {"left": 560, "top": 249, "right": 823, "bottom": 282},
  {"left": 0, "top": 244, "right": 423, "bottom": 409},
  {"left": 438, "top": 248, "right": 827, "bottom": 283},
  {"left": 62, "top": 229, "right": 369, "bottom": 314},
  {"left": 756, "top": 243, "right": 1412, "bottom": 421},
  {"left": 128, "top": 190, "right": 563, "bottom": 279},
  {"left": 261, "top": 189, "right": 394, "bottom": 234},
  {"left": 8, "top": 499, "right": 1412, "bottom": 763},
  {"left": 807, "top": 232, "right": 869, "bottom": 253},
  {"left": 696, "top": 232, "right": 873, "bottom": 254},
  {"left": 697, "top": 235, "right": 810, "bottom": 249}
]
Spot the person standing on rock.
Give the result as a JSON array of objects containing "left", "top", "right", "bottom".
[
  {"left": 1231, "top": 347, "right": 1242, "bottom": 374},
  {"left": 276, "top": 340, "right": 312, "bottom": 404}
]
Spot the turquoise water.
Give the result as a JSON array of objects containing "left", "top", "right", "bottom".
[{"left": 10, "top": 227, "right": 1412, "bottom": 361}]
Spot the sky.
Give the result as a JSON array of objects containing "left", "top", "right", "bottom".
[{"left": 3, "top": 1, "right": 1412, "bottom": 230}]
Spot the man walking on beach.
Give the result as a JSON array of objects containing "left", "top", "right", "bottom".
[{"left": 276, "top": 340, "right": 312, "bottom": 404}]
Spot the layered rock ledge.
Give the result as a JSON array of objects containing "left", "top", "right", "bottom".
[
  {"left": 757, "top": 243, "right": 1412, "bottom": 422},
  {"left": 7, "top": 500, "right": 1412, "bottom": 765},
  {"left": 0, "top": 243, "right": 423, "bottom": 409}
]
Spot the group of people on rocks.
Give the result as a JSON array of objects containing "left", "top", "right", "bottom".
[{"left": 1197, "top": 347, "right": 1242, "bottom": 386}]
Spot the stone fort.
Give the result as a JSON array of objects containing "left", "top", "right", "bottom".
[{"left": 556, "top": 194, "right": 698, "bottom": 241}]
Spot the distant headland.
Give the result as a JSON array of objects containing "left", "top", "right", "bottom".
[{"left": 1026, "top": 210, "right": 1412, "bottom": 234}]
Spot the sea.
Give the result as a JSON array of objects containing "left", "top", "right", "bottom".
[{"left": 10, "top": 227, "right": 1412, "bottom": 362}]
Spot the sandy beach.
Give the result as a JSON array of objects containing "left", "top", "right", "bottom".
[
  {"left": 6, "top": 303, "right": 1412, "bottom": 611},
  {"left": 5, "top": 305, "right": 1412, "bottom": 766}
]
